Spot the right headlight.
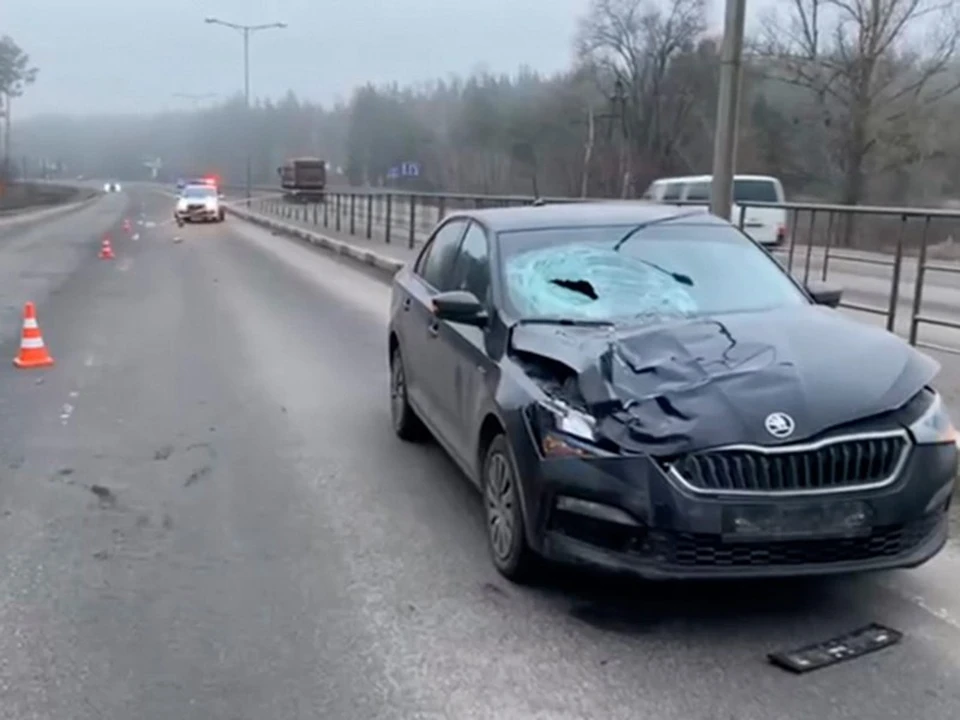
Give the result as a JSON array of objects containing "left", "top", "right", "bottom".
[
  {"left": 531, "top": 399, "right": 611, "bottom": 458},
  {"left": 908, "top": 390, "right": 958, "bottom": 446}
]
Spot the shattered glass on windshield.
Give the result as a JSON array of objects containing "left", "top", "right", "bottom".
[{"left": 505, "top": 244, "right": 698, "bottom": 320}]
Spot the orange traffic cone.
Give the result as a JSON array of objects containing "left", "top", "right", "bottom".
[
  {"left": 99, "top": 236, "right": 115, "bottom": 260},
  {"left": 12, "top": 302, "right": 55, "bottom": 369}
]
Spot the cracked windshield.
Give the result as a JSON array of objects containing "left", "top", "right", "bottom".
[{"left": 3, "top": 0, "right": 960, "bottom": 717}]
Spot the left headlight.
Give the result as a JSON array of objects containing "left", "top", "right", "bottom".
[
  {"left": 909, "top": 390, "right": 958, "bottom": 446},
  {"left": 532, "top": 399, "right": 609, "bottom": 458}
]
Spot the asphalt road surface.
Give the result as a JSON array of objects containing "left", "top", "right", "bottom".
[{"left": 1, "top": 188, "right": 960, "bottom": 720}]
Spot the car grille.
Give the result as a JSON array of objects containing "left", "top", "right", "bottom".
[
  {"left": 649, "top": 516, "right": 939, "bottom": 568},
  {"left": 187, "top": 204, "right": 205, "bottom": 212},
  {"left": 669, "top": 432, "right": 909, "bottom": 495}
]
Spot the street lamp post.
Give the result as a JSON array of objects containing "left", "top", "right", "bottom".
[{"left": 204, "top": 17, "right": 287, "bottom": 200}]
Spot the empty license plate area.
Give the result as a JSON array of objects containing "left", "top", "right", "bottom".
[{"left": 723, "top": 501, "right": 872, "bottom": 542}]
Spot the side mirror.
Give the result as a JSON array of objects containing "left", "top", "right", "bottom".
[
  {"left": 432, "top": 290, "right": 487, "bottom": 326},
  {"left": 806, "top": 280, "right": 843, "bottom": 308}
]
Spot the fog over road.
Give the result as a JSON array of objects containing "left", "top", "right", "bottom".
[{"left": 0, "top": 189, "right": 959, "bottom": 719}]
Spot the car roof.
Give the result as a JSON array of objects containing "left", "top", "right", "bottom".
[
  {"left": 445, "top": 201, "right": 730, "bottom": 233},
  {"left": 653, "top": 174, "right": 780, "bottom": 184}
]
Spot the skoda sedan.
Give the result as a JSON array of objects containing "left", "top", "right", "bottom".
[{"left": 386, "top": 202, "right": 958, "bottom": 583}]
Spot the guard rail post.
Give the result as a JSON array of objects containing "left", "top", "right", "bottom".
[
  {"left": 821, "top": 212, "right": 836, "bottom": 281},
  {"left": 350, "top": 193, "right": 356, "bottom": 235},
  {"left": 366, "top": 194, "right": 373, "bottom": 239},
  {"left": 802, "top": 210, "right": 818, "bottom": 285},
  {"left": 409, "top": 194, "right": 417, "bottom": 249},
  {"left": 885, "top": 215, "right": 907, "bottom": 333},
  {"left": 385, "top": 195, "right": 392, "bottom": 244},
  {"left": 335, "top": 194, "right": 341, "bottom": 232},
  {"left": 909, "top": 216, "right": 932, "bottom": 346}
]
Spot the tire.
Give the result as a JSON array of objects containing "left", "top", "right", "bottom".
[
  {"left": 389, "top": 346, "right": 428, "bottom": 442},
  {"left": 218, "top": 211, "right": 225, "bottom": 222},
  {"left": 482, "top": 434, "right": 542, "bottom": 583}
]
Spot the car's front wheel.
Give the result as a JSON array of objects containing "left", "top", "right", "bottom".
[
  {"left": 389, "top": 346, "right": 427, "bottom": 442},
  {"left": 483, "top": 434, "right": 541, "bottom": 583}
]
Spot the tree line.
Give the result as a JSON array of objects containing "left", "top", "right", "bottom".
[
  {"left": 1, "top": 34, "right": 38, "bottom": 180},
  {"left": 16, "top": 0, "right": 960, "bottom": 209}
]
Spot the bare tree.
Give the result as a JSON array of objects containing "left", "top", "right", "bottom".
[
  {"left": 759, "top": 0, "right": 960, "bottom": 216},
  {"left": 577, "top": 0, "right": 708, "bottom": 195}
]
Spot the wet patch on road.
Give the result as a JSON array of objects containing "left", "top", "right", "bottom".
[
  {"left": 153, "top": 444, "right": 173, "bottom": 461},
  {"left": 184, "top": 465, "right": 211, "bottom": 487},
  {"left": 89, "top": 483, "right": 117, "bottom": 507}
]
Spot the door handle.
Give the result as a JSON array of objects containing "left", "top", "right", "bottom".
[
  {"left": 427, "top": 322, "right": 440, "bottom": 338},
  {"left": 402, "top": 297, "right": 411, "bottom": 311}
]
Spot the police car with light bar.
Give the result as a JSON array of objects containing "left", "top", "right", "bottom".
[{"left": 174, "top": 182, "right": 225, "bottom": 223}]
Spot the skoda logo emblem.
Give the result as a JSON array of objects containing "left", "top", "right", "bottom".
[{"left": 764, "top": 412, "right": 796, "bottom": 439}]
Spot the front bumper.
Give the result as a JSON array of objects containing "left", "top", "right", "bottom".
[
  {"left": 513, "top": 432, "right": 956, "bottom": 580},
  {"left": 176, "top": 207, "right": 220, "bottom": 221}
]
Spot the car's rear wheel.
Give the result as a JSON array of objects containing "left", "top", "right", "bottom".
[
  {"left": 389, "top": 346, "right": 427, "bottom": 442},
  {"left": 483, "top": 434, "right": 541, "bottom": 583}
]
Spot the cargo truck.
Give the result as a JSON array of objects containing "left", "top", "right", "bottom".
[{"left": 278, "top": 157, "right": 327, "bottom": 203}]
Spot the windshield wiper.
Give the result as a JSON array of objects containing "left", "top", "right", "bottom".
[
  {"left": 611, "top": 212, "right": 700, "bottom": 286},
  {"left": 611, "top": 210, "right": 705, "bottom": 252},
  {"left": 515, "top": 317, "right": 615, "bottom": 328}
]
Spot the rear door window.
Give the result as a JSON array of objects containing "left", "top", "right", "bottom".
[
  {"left": 684, "top": 182, "right": 711, "bottom": 201},
  {"left": 661, "top": 183, "right": 682, "bottom": 201},
  {"left": 733, "top": 180, "right": 779, "bottom": 203}
]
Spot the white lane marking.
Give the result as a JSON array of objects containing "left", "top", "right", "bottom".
[
  {"left": 902, "top": 593, "right": 960, "bottom": 631},
  {"left": 144, "top": 221, "right": 156, "bottom": 229},
  {"left": 132, "top": 233, "right": 140, "bottom": 241},
  {"left": 118, "top": 257, "right": 133, "bottom": 272},
  {"left": 60, "top": 403, "right": 74, "bottom": 425},
  {"left": 84, "top": 354, "right": 96, "bottom": 367}
]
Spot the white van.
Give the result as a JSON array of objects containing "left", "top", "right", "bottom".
[{"left": 642, "top": 174, "right": 787, "bottom": 246}]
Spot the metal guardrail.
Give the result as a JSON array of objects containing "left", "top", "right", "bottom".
[{"left": 231, "top": 186, "right": 960, "bottom": 355}]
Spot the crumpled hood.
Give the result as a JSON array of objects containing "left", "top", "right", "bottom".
[{"left": 510, "top": 306, "right": 939, "bottom": 455}]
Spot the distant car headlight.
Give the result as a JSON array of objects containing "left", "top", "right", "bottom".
[
  {"left": 532, "top": 400, "right": 610, "bottom": 458},
  {"left": 909, "top": 390, "right": 958, "bottom": 446},
  {"left": 103, "top": 183, "right": 110, "bottom": 192}
]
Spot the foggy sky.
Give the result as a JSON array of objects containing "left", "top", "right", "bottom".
[{"left": 7, "top": 0, "right": 605, "bottom": 118}]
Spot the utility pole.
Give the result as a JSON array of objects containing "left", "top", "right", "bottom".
[
  {"left": 204, "top": 17, "right": 287, "bottom": 200},
  {"left": 709, "top": 0, "right": 747, "bottom": 220}
]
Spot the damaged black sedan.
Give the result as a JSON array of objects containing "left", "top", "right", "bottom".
[{"left": 387, "top": 202, "right": 958, "bottom": 583}]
